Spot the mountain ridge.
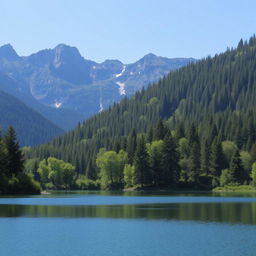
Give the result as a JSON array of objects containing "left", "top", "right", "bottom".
[{"left": 0, "top": 43, "right": 195, "bottom": 131}]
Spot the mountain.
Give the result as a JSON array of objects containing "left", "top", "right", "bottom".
[
  {"left": 0, "top": 90, "right": 64, "bottom": 146},
  {"left": 28, "top": 35, "right": 256, "bottom": 177},
  {"left": 0, "top": 44, "right": 195, "bottom": 130},
  {"left": 0, "top": 71, "right": 85, "bottom": 131}
]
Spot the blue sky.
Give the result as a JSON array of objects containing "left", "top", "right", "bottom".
[{"left": 1, "top": 0, "right": 256, "bottom": 63}]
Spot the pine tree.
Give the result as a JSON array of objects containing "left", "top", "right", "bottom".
[
  {"left": 175, "top": 122, "right": 185, "bottom": 139},
  {"left": 250, "top": 144, "right": 256, "bottom": 163},
  {"left": 133, "top": 136, "right": 150, "bottom": 187},
  {"left": 210, "top": 137, "right": 226, "bottom": 177},
  {"left": 188, "top": 143, "right": 201, "bottom": 184},
  {"left": 161, "top": 133, "right": 180, "bottom": 186},
  {"left": 229, "top": 149, "right": 245, "bottom": 184},
  {"left": 127, "top": 129, "right": 137, "bottom": 164},
  {"left": 201, "top": 138, "right": 210, "bottom": 175},
  {"left": 4, "top": 126, "right": 24, "bottom": 177},
  {"left": 0, "top": 135, "right": 7, "bottom": 176},
  {"left": 159, "top": 95, "right": 171, "bottom": 118},
  {"left": 188, "top": 123, "right": 199, "bottom": 148},
  {"left": 147, "top": 127, "right": 154, "bottom": 143},
  {"left": 154, "top": 119, "right": 167, "bottom": 140}
]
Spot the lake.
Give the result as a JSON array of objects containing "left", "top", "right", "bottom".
[{"left": 0, "top": 191, "right": 256, "bottom": 256}]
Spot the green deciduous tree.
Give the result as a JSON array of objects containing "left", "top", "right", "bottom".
[
  {"left": 96, "top": 150, "right": 128, "bottom": 189},
  {"left": 147, "top": 140, "right": 164, "bottom": 187},
  {"left": 250, "top": 162, "right": 256, "bottom": 186},
  {"left": 220, "top": 169, "right": 234, "bottom": 186},
  {"left": 123, "top": 164, "right": 135, "bottom": 188},
  {"left": 38, "top": 157, "right": 75, "bottom": 189},
  {"left": 222, "top": 141, "right": 237, "bottom": 165}
]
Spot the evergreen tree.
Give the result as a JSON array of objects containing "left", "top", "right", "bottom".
[
  {"left": 133, "top": 136, "right": 150, "bottom": 187},
  {"left": 201, "top": 138, "right": 210, "bottom": 175},
  {"left": 127, "top": 129, "right": 137, "bottom": 164},
  {"left": 147, "top": 127, "right": 154, "bottom": 143},
  {"left": 188, "top": 123, "right": 199, "bottom": 148},
  {"left": 154, "top": 119, "right": 167, "bottom": 140},
  {"left": 0, "top": 135, "right": 7, "bottom": 176},
  {"left": 250, "top": 144, "right": 256, "bottom": 163},
  {"left": 229, "top": 149, "right": 245, "bottom": 184},
  {"left": 159, "top": 95, "right": 171, "bottom": 118},
  {"left": 4, "top": 126, "right": 24, "bottom": 177},
  {"left": 175, "top": 122, "right": 185, "bottom": 139},
  {"left": 161, "top": 133, "right": 180, "bottom": 186},
  {"left": 188, "top": 143, "right": 201, "bottom": 184},
  {"left": 210, "top": 137, "right": 226, "bottom": 177}
]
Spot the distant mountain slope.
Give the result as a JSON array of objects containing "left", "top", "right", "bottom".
[
  {"left": 29, "top": 36, "right": 256, "bottom": 175},
  {"left": 0, "top": 72, "right": 84, "bottom": 131},
  {"left": 0, "top": 44, "right": 195, "bottom": 129},
  {"left": 0, "top": 90, "right": 64, "bottom": 146}
]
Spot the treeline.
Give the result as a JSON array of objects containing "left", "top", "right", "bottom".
[
  {"left": 0, "top": 127, "right": 40, "bottom": 194},
  {"left": 26, "top": 35, "right": 256, "bottom": 185},
  {"left": 94, "top": 120, "right": 256, "bottom": 189},
  {"left": 27, "top": 120, "right": 256, "bottom": 190}
]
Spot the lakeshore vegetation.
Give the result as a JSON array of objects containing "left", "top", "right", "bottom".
[{"left": 0, "top": 127, "right": 40, "bottom": 194}]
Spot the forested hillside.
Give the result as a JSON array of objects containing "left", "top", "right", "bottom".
[
  {"left": 27, "top": 36, "right": 256, "bottom": 188},
  {"left": 0, "top": 91, "right": 64, "bottom": 146}
]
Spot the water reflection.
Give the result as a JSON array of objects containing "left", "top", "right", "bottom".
[{"left": 1, "top": 202, "right": 256, "bottom": 225}]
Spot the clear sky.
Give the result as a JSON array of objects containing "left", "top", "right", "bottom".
[{"left": 1, "top": 0, "right": 256, "bottom": 63}]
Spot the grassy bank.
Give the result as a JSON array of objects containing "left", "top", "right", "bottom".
[{"left": 213, "top": 185, "right": 256, "bottom": 192}]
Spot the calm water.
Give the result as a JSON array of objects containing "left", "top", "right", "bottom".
[{"left": 0, "top": 191, "right": 256, "bottom": 256}]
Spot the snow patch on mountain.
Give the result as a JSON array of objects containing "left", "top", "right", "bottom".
[
  {"left": 99, "top": 103, "right": 104, "bottom": 112},
  {"left": 116, "top": 81, "right": 126, "bottom": 95},
  {"left": 115, "top": 65, "right": 126, "bottom": 78},
  {"left": 54, "top": 102, "right": 62, "bottom": 108}
]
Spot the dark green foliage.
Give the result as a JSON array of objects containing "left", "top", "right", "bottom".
[
  {"left": 0, "top": 136, "right": 7, "bottom": 176},
  {"left": 147, "top": 127, "right": 154, "bottom": 143},
  {"left": 250, "top": 144, "right": 256, "bottom": 163},
  {"left": 133, "top": 136, "right": 150, "bottom": 187},
  {"left": 127, "top": 129, "right": 137, "bottom": 164},
  {"left": 0, "top": 127, "right": 40, "bottom": 194},
  {"left": 201, "top": 139, "right": 210, "bottom": 175},
  {"left": 4, "top": 127, "right": 24, "bottom": 176},
  {"left": 161, "top": 133, "right": 180, "bottom": 186},
  {"left": 175, "top": 123, "right": 185, "bottom": 139},
  {"left": 154, "top": 119, "right": 168, "bottom": 140},
  {"left": 229, "top": 149, "right": 245, "bottom": 184},
  {"left": 210, "top": 137, "right": 226, "bottom": 177},
  {"left": 188, "top": 143, "right": 201, "bottom": 184},
  {"left": 188, "top": 123, "right": 199, "bottom": 147}
]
